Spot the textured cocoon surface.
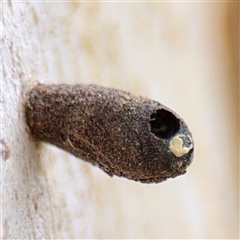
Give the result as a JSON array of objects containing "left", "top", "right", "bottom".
[{"left": 26, "top": 84, "right": 194, "bottom": 183}]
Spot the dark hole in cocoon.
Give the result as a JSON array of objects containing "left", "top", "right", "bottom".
[{"left": 149, "top": 109, "right": 180, "bottom": 139}]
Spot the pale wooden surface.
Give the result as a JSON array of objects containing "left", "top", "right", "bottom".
[{"left": 2, "top": 1, "right": 238, "bottom": 239}]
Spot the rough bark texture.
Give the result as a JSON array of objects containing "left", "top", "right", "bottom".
[{"left": 2, "top": 1, "right": 238, "bottom": 239}]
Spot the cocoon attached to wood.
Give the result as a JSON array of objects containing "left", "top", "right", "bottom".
[{"left": 25, "top": 84, "right": 194, "bottom": 183}]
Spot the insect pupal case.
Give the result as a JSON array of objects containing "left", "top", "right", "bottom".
[{"left": 25, "top": 84, "right": 194, "bottom": 183}]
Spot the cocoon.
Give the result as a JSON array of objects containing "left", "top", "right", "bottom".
[{"left": 25, "top": 84, "right": 194, "bottom": 183}]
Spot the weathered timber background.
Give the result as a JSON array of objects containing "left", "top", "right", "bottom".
[{"left": 2, "top": 1, "right": 239, "bottom": 239}]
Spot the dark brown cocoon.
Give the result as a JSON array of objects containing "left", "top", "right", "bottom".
[{"left": 25, "top": 84, "right": 194, "bottom": 183}]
